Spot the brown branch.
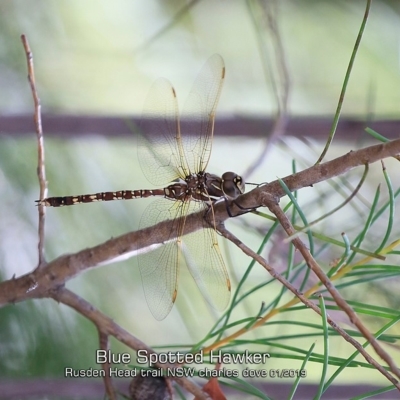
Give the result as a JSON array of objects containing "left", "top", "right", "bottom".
[
  {"left": 98, "top": 332, "right": 116, "bottom": 400},
  {"left": 50, "top": 288, "right": 209, "bottom": 400},
  {"left": 21, "top": 34, "right": 47, "bottom": 268},
  {"left": 1, "top": 139, "right": 400, "bottom": 307},
  {"left": 0, "top": 218, "right": 194, "bottom": 305},
  {"left": 226, "top": 138, "right": 400, "bottom": 217}
]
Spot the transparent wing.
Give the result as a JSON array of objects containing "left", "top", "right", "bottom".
[
  {"left": 138, "top": 198, "right": 186, "bottom": 320},
  {"left": 182, "top": 201, "right": 231, "bottom": 311},
  {"left": 138, "top": 198, "right": 230, "bottom": 320},
  {"left": 180, "top": 54, "right": 225, "bottom": 174},
  {"left": 139, "top": 78, "right": 186, "bottom": 186}
]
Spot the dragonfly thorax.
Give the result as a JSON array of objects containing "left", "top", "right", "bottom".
[{"left": 164, "top": 172, "right": 214, "bottom": 203}]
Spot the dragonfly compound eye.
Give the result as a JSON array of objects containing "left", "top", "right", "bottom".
[{"left": 221, "top": 172, "right": 245, "bottom": 199}]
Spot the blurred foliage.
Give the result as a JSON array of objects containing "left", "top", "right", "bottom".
[{"left": 0, "top": 0, "right": 400, "bottom": 115}]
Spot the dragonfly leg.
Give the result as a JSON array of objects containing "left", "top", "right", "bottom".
[
  {"left": 221, "top": 180, "right": 269, "bottom": 216},
  {"left": 226, "top": 181, "right": 272, "bottom": 215},
  {"left": 223, "top": 196, "right": 255, "bottom": 218}
]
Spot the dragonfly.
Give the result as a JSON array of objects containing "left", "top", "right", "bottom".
[{"left": 37, "top": 54, "right": 245, "bottom": 320}]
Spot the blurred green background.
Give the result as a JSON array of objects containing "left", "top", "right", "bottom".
[
  {"left": 1, "top": 0, "right": 400, "bottom": 397},
  {"left": 1, "top": 0, "right": 400, "bottom": 116}
]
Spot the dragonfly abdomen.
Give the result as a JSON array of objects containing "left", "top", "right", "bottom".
[{"left": 37, "top": 189, "right": 167, "bottom": 207}]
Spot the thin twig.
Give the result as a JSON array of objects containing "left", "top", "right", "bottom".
[
  {"left": 98, "top": 332, "right": 116, "bottom": 400},
  {"left": 21, "top": 34, "right": 47, "bottom": 268},
  {"left": 135, "top": 0, "right": 201, "bottom": 52}
]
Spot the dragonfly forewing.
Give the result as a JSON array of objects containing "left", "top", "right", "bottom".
[
  {"left": 139, "top": 196, "right": 230, "bottom": 320},
  {"left": 179, "top": 54, "right": 225, "bottom": 174},
  {"left": 139, "top": 78, "right": 186, "bottom": 185}
]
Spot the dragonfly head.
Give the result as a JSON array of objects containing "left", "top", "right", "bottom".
[{"left": 221, "top": 172, "right": 245, "bottom": 199}]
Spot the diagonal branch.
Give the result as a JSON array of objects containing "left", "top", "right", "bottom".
[
  {"left": 1, "top": 139, "right": 400, "bottom": 307},
  {"left": 50, "top": 288, "right": 209, "bottom": 400},
  {"left": 224, "top": 138, "right": 400, "bottom": 219}
]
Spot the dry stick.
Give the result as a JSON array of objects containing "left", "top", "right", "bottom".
[
  {"left": 99, "top": 332, "right": 116, "bottom": 400},
  {"left": 233, "top": 139, "right": 400, "bottom": 216},
  {"left": 21, "top": 34, "right": 47, "bottom": 268},
  {"left": 262, "top": 193, "right": 400, "bottom": 382},
  {"left": 51, "top": 288, "right": 210, "bottom": 400},
  {"left": 2, "top": 141, "right": 400, "bottom": 307},
  {"left": 215, "top": 225, "right": 400, "bottom": 389}
]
